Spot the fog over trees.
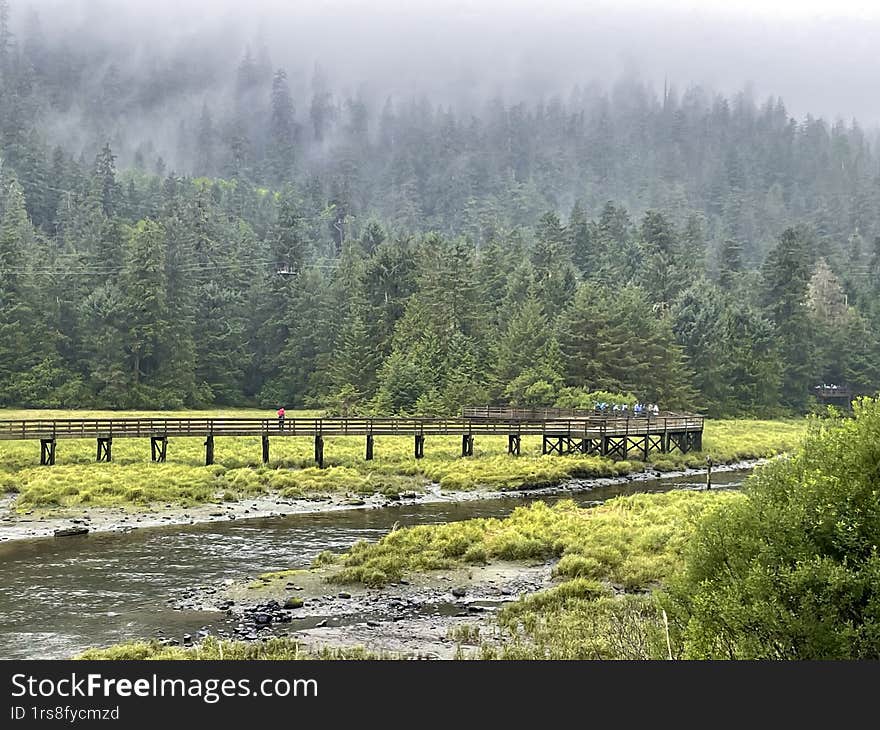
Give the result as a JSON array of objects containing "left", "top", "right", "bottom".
[{"left": 1, "top": 0, "right": 879, "bottom": 414}]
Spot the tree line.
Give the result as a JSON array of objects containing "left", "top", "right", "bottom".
[
  {"left": 2, "top": 152, "right": 879, "bottom": 415},
  {"left": 1, "top": 0, "right": 880, "bottom": 415}
]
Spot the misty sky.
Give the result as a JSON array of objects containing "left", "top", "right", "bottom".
[{"left": 17, "top": 0, "right": 880, "bottom": 125}]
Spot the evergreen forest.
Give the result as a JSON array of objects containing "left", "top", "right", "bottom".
[{"left": 1, "top": 0, "right": 879, "bottom": 416}]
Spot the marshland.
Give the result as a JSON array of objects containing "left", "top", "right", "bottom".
[
  {"left": 0, "top": 408, "right": 797, "bottom": 660},
  {"left": 2, "top": 0, "right": 880, "bottom": 663}
]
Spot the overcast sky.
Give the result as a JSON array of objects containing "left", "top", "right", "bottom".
[{"left": 18, "top": 0, "right": 880, "bottom": 124}]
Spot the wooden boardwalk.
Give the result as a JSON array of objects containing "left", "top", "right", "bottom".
[{"left": 0, "top": 414, "right": 704, "bottom": 467}]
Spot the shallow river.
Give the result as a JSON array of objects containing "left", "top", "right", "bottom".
[{"left": 0, "top": 470, "right": 747, "bottom": 660}]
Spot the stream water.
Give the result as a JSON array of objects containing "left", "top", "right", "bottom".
[{"left": 0, "top": 469, "right": 747, "bottom": 660}]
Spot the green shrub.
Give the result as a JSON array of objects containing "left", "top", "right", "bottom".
[{"left": 668, "top": 398, "right": 880, "bottom": 659}]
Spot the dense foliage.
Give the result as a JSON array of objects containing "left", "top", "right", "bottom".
[
  {"left": 1, "top": 0, "right": 880, "bottom": 414},
  {"left": 670, "top": 399, "right": 880, "bottom": 658}
]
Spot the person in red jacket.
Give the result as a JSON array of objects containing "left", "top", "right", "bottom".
[{"left": 277, "top": 407, "right": 285, "bottom": 429}]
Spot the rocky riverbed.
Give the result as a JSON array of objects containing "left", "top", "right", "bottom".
[{"left": 154, "top": 562, "right": 554, "bottom": 659}]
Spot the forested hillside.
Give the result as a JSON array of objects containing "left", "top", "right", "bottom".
[{"left": 1, "top": 0, "right": 879, "bottom": 415}]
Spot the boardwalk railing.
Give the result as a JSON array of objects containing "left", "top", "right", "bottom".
[
  {"left": 0, "top": 415, "right": 704, "bottom": 466},
  {"left": 0, "top": 415, "right": 704, "bottom": 439},
  {"left": 462, "top": 406, "right": 693, "bottom": 420}
]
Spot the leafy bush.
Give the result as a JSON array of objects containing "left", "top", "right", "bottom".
[{"left": 668, "top": 399, "right": 880, "bottom": 659}]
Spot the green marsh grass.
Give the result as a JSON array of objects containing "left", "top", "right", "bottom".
[
  {"left": 330, "top": 490, "right": 743, "bottom": 588},
  {"left": 0, "top": 410, "right": 806, "bottom": 510},
  {"left": 76, "top": 637, "right": 379, "bottom": 660}
]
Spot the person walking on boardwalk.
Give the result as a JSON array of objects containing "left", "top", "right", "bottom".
[{"left": 277, "top": 406, "right": 286, "bottom": 430}]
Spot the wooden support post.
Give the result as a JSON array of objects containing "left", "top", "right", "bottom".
[
  {"left": 508, "top": 434, "right": 521, "bottom": 456},
  {"left": 261, "top": 435, "right": 270, "bottom": 465},
  {"left": 662, "top": 419, "right": 669, "bottom": 453},
  {"left": 314, "top": 434, "right": 324, "bottom": 468},
  {"left": 150, "top": 436, "right": 168, "bottom": 463},
  {"left": 642, "top": 433, "right": 649, "bottom": 461},
  {"left": 706, "top": 458, "right": 713, "bottom": 489},
  {"left": 40, "top": 438, "right": 56, "bottom": 466},
  {"left": 414, "top": 434, "right": 425, "bottom": 459},
  {"left": 461, "top": 434, "right": 473, "bottom": 457},
  {"left": 315, "top": 434, "right": 324, "bottom": 466},
  {"left": 205, "top": 435, "right": 214, "bottom": 466},
  {"left": 365, "top": 434, "right": 374, "bottom": 461},
  {"left": 541, "top": 435, "right": 548, "bottom": 455},
  {"left": 96, "top": 437, "right": 112, "bottom": 463}
]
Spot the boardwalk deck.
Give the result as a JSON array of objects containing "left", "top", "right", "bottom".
[{"left": 0, "top": 414, "right": 704, "bottom": 466}]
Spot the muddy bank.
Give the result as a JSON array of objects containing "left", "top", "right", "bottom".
[{"left": 0, "top": 459, "right": 760, "bottom": 545}]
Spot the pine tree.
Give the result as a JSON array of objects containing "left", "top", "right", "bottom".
[
  {"left": 762, "top": 226, "right": 816, "bottom": 409},
  {"left": 0, "top": 179, "right": 57, "bottom": 404},
  {"left": 267, "top": 69, "right": 296, "bottom": 185},
  {"left": 118, "top": 220, "right": 169, "bottom": 396},
  {"left": 328, "top": 293, "right": 382, "bottom": 407},
  {"left": 532, "top": 211, "right": 577, "bottom": 316},
  {"left": 195, "top": 103, "right": 216, "bottom": 177},
  {"left": 637, "top": 209, "right": 688, "bottom": 306},
  {"left": 490, "top": 294, "right": 553, "bottom": 390},
  {"left": 568, "top": 201, "right": 593, "bottom": 276},
  {"left": 92, "top": 143, "right": 121, "bottom": 218},
  {"left": 718, "top": 238, "right": 744, "bottom": 289}
]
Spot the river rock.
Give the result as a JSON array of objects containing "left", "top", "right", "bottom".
[
  {"left": 451, "top": 587, "right": 467, "bottom": 598},
  {"left": 54, "top": 526, "right": 89, "bottom": 537},
  {"left": 253, "top": 613, "right": 272, "bottom": 625},
  {"left": 284, "top": 597, "right": 304, "bottom": 609},
  {"left": 337, "top": 592, "right": 352, "bottom": 599}
]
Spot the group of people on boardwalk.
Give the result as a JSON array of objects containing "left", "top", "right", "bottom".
[{"left": 594, "top": 401, "right": 660, "bottom": 416}]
